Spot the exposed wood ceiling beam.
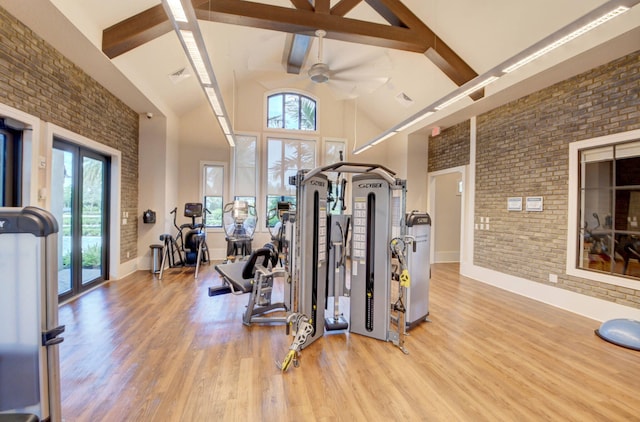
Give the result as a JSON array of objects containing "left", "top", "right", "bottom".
[
  {"left": 364, "top": 0, "right": 405, "bottom": 28},
  {"left": 102, "top": 4, "right": 172, "bottom": 59},
  {"left": 102, "top": 0, "right": 479, "bottom": 93},
  {"left": 191, "top": 0, "right": 425, "bottom": 51},
  {"left": 289, "top": 0, "right": 314, "bottom": 12},
  {"left": 286, "top": 0, "right": 314, "bottom": 75},
  {"left": 285, "top": 0, "right": 361, "bottom": 75},
  {"left": 105, "top": 1, "right": 428, "bottom": 58},
  {"left": 331, "top": 0, "right": 363, "bottom": 16},
  {"left": 315, "top": 0, "right": 331, "bottom": 15}
]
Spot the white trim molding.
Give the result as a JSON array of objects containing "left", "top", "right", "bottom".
[
  {"left": 567, "top": 128, "right": 640, "bottom": 290},
  {"left": 44, "top": 122, "right": 125, "bottom": 279}
]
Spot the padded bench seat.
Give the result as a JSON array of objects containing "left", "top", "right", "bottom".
[{"left": 209, "top": 261, "right": 253, "bottom": 296}]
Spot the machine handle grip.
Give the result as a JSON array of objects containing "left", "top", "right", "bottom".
[{"left": 42, "top": 325, "right": 66, "bottom": 347}]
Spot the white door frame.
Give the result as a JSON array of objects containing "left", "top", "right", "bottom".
[{"left": 427, "top": 165, "right": 466, "bottom": 265}]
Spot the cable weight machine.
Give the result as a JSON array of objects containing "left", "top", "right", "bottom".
[{"left": 278, "top": 162, "right": 429, "bottom": 369}]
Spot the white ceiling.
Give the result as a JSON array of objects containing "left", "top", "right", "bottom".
[{"left": 2, "top": 0, "right": 639, "bottom": 141}]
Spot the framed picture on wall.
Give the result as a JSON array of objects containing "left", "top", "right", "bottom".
[
  {"left": 508, "top": 197, "right": 522, "bottom": 211},
  {"left": 526, "top": 196, "right": 543, "bottom": 212}
]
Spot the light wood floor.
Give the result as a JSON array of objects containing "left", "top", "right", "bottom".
[{"left": 58, "top": 262, "right": 640, "bottom": 421}]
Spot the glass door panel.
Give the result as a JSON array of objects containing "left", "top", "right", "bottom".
[
  {"left": 81, "top": 155, "right": 105, "bottom": 285},
  {"left": 52, "top": 140, "right": 109, "bottom": 301},
  {"left": 52, "top": 148, "right": 73, "bottom": 296}
]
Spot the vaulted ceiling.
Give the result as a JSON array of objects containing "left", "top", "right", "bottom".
[{"left": 2, "top": 0, "right": 639, "bottom": 144}]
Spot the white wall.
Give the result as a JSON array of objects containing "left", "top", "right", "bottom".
[
  {"left": 433, "top": 171, "right": 462, "bottom": 263},
  {"left": 406, "top": 132, "right": 428, "bottom": 212},
  {"left": 166, "top": 77, "right": 402, "bottom": 259},
  {"left": 137, "top": 114, "right": 174, "bottom": 269}
]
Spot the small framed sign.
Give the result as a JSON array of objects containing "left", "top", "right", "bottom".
[
  {"left": 508, "top": 197, "right": 522, "bottom": 211},
  {"left": 526, "top": 196, "right": 543, "bottom": 212}
]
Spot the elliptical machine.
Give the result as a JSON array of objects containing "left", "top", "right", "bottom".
[
  {"left": 223, "top": 200, "right": 257, "bottom": 262},
  {"left": 159, "top": 203, "right": 210, "bottom": 279}
]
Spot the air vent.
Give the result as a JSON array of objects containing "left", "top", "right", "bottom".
[
  {"left": 395, "top": 92, "right": 413, "bottom": 107},
  {"left": 168, "top": 68, "right": 191, "bottom": 84}
]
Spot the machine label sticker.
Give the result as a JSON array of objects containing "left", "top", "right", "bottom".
[
  {"left": 318, "top": 205, "right": 327, "bottom": 262},
  {"left": 357, "top": 183, "right": 383, "bottom": 189},
  {"left": 352, "top": 198, "right": 367, "bottom": 259}
]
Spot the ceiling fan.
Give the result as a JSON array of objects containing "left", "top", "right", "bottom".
[
  {"left": 308, "top": 30, "right": 330, "bottom": 83},
  {"left": 248, "top": 29, "right": 392, "bottom": 99},
  {"left": 303, "top": 29, "right": 392, "bottom": 99}
]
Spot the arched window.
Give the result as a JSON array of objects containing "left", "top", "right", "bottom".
[{"left": 267, "top": 93, "right": 317, "bottom": 131}]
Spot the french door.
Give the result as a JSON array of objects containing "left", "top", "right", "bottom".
[{"left": 52, "top": 139, "right": 110, "bottom": 301}]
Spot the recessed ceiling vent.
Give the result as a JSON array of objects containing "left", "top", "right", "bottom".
[
  {"left": 395, "top": 92, "right": 413, "bottom": 107},
  {"left": 168, "top": 67, "right": 191, "bottom": 84}
]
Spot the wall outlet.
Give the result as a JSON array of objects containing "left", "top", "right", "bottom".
[
  {"left": 126, "top": 251, "right": 130, "bottom": 258},
  {"left": 549, "top": 273, "right": 558, "bottom": 283}
]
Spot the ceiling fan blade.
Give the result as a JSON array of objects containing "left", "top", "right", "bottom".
[
  {"left": 327, "top": 75, "right": 391, "bottom": 99},
  {"left": 256, "top": 72, "right": 308, "bottom": 90},
  {"left": 335, "top": 48, "right": 390, "bottom": 68},
  {"left": 331, "top": 74, "right": 390, "bottom": 84}
]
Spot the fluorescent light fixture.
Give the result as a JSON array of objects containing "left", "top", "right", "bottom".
[
  {"left": 372, "top": 131, "right": 398, "bottom": 146},
  {"left": 503, "top": 6, "right": 630, "bottom": 73},
  {"left": 205, "top": 87, "right": 223, "bottom": 115},
  {"left": 355, "top": 1, "right": 633, "bottom": 155},
  {"left": 166, "top": 0, "right": 188, "bottom": 22},
  {"left": 396, "top": 111, "right": 434, "bottom": 132},
  {"left": 162, "top": 0, "right": 235, "bottom": 147},
  {"left": 180, "top": 30, "right": 211, "bottom": 84},
  {"left": 354, "top": 145, "right": 372, "bottom": 155},
  {"left": 435, "top": 76, "right": 499, "bottom": 111},
  {"left": 218, "top": 116, "right": 231, "bottom": 134}
]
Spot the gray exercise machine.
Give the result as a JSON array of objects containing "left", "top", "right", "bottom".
[
  {"left": 278, "top": 162, "right": 430, "bottom": 369},
  {"left": 325, "top": 213, "right": 350, "bottom": 331},
  {"left": 209, "top": 244, "right": 290, "bottom": 326},
  {"left": 0, "top": 207, "right": 64, "bottom": 421},
  {"left": 159, "top": 203, "right": 209, "bottom": 279},
  {"left": 405, "top": 211, "right": 431, "bottom": 328},
  {"left": 204, "top": 162, "right": 431, "bottom": 371},
  {"left": 290, "top": 170, "right": 329, "bottom": 347},
  {"left": 222, "top": 200, "right": 257, "bottom": 262}
]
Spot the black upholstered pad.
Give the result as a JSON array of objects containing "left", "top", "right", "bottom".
[{"left": 214, "top": 261, "right": 253, "bottom": 293}]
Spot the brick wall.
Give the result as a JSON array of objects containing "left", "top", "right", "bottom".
[
  {"left": 428, "top": 120, "right": 470, "bottom": 172},
  {"left": 0, "top": 6, "right": 139, "bottom": 265},
  {"left": 474, "top": 50, "right": 640, "bottom": 307}
]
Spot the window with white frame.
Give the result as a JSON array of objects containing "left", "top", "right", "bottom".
[
  {"left": 568, "top": 130, "right": 640, "bottom": 287},
  {"left": 324, "top": 139, "right": 345, "bottom": 165},
  {"left": 234, "top": 134, "right": 257, "bottom": 209},
  {"left": 202, "top": 163, "right": 224, "bottom": 228},
  {"left": 265, "top": 137, "right": 315, "bottom": 226},
  {"left": 267, "top": 93, "right": 317, "bottom": 131}
]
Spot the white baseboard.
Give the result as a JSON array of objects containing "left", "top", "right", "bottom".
[
  {"left": 460, "top": 263, "right": 640, "bottom": 322},
  {"left": 115, "top": 258, "right": 138, "bottom": 280},
  {"left": 435, "top": 250, "right": 460, "bottom": 263}
]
